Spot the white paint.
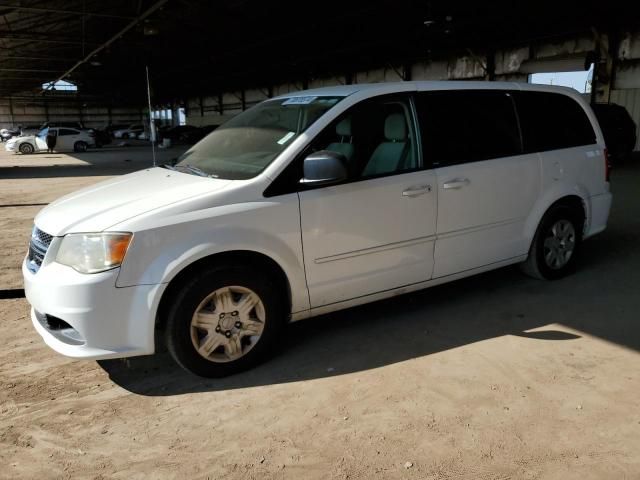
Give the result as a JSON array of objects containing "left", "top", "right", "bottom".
[{"left": 23, "top": 81, "right": 612, "bottom": 361}]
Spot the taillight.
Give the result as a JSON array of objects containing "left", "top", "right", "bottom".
[{"left": 604, "top": 148, "right": 611, "bottom": 182}]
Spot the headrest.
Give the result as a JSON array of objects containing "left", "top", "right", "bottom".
[
  {"left": 384, "top": 113, "right": 406, "bottom": 141},
  {"left": 336, "top": 117, "right": 352, "bottom": 137}
]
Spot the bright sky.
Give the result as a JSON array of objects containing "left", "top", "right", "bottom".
[{"left": 529, "top": 64, "right": 594, "bottom": 93}]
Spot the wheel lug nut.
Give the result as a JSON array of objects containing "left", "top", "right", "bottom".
[
  {"left": 231, "top": 311, "right": 238, "bottom": 316},
  {"left": 224, "top": 330, "right": 232, "bottom": 338},
  {"left": 234, "top": 321, "right": 242, "bottom": 328},
  {"left": 219, "top": 313, "right": 225, "bottom": 319},
  {"left": 215, "top": 326, "right": 221, "bottom": 333}
]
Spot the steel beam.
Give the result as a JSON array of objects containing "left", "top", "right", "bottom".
[
  {"left": 0, "top": 33, "right": 99, "bottom": 46},
  {"left": 44, "top": 0, "right": 169, "bottom": 92},
  {"left": 0, "top": 67, "right": 64, "bottom": 72},
  {"left": 0, "top": 55, "right": 72, "bottom": 62},
  {"left": 0, "top": 5, "right": 135, "bottom": 20}
]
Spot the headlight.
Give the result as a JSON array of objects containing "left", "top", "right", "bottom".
[{"left": 56, "top": 232, "right": 133, "bottom": 274}]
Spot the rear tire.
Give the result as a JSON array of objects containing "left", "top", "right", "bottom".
[
  {"left": 19, "top": 143, "right": 34, "bottom": 154},
  {"left": 73, "top": 141, "right": 88, "bottom": 152},
  {"left": 521, "top": 204, "right": 583, "bottom": 280},
  {"left": 165, "top": 264, "right": 286, "bottom": 377}
]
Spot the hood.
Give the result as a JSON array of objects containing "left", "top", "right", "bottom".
[{"left": 35, "top": 167, "right": 232, "bottom": 236}]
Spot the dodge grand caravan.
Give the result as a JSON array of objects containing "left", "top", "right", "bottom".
[{"left": 24, "top": 82, "right": 612, "bottom": 377}]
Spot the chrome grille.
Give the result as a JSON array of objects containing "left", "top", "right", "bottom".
[{"left": 27, "top": 226, "right": 53, "bottom": 273}]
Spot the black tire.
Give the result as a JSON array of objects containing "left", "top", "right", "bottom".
[
  {"left": 19, "top": 142, "right": 34, "bottom": 154},
  {"left": 73, "top": 141, "right": 88, "bottom": 152},
  {"left": 521, "top": 204, "right": 584, "bottom": 280},
  {"left": 165, "top": 264, "right": 286, "bottom": 377}
]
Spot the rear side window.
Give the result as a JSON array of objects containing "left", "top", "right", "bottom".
[
  {"left": 58, "top": 129, "right": 76, "bottom": 136},
  {"left": 416, "top": 90, "right": 522, "bottom": 167},
  {"left": 516, "top": 91, "right": 596, "bottom": 152}
]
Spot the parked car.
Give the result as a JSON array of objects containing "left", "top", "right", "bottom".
[
  {"left": 23, "top": 82, "right": 611, "bottom": 378},
  {"left": 104, "top": 124, "right": 129, "bottom": 137},
  {"left": 0, "top": 127, "right": 20, "bottom": 142},
  {"left": 181, "top": 124, "right": 219, "bottom": 144},
  {"left": 591, "top": 102, "right": 637, "bottom": 163},
  {"left": 158, "top": 125, "right": 199, "bottom": 142},
  {"left": 88, "top": 128, "right": 111, "bottom": 147},
  {"left": 40, "top": 121, "right": 85, "bottom": 130},
  {"left": 5, "top": 127, "right": 95, "bottom": 154},
  {"left": 113, "top": 123, "right": 144, "bottom": 139}
]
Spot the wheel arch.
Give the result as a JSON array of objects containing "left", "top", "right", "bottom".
[
  {"left": 155, "top": 249, "right": 293, "bottom": 331},
  {"left": 525, "top": 191, "right": 588, "bottom": 250}
]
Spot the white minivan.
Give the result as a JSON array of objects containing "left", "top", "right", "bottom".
[{"left": 23, "top": 82, "right": 612, "bottom": 377}]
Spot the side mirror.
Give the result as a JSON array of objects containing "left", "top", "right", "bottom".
[{"left": 300, "top": 150, "right": 348, "bottom": 186}]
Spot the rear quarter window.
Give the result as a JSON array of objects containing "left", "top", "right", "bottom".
[{"left": 516, "top": 91, "right": 597, "bottom": 153}]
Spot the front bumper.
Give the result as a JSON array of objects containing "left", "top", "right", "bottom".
[
  {"left": 23, "top": 258, "right": 165, "bottom": 360},
  {"left": 5, "top": 143, "right": 17, "bottom": 152}
]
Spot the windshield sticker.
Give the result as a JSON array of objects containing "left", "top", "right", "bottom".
[
  {"left": 277, "top": 131, "right": 296, "bottom": 145},
  {"left": 282, "top": 96, "right": 317, "bottom": 105}
]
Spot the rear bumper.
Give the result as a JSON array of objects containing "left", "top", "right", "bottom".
[
  {"left": 585, "top": 191, "right": 612, "bottom": 238},
  {"left": 23, "top": 259, "right": 165, "bottom": 360}
]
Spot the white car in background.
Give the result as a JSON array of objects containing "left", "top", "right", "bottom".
[
  {"left": 113, "top": 123, "right": 144, "bottom": 139},
  {"left": 5, "top": 127, "right": 95, "bottom": 154}
]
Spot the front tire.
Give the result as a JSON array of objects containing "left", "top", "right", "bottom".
[
  {"left": 165, "top": 264, "right": 285, "bottom": 377},
  {"left": 521, "top": 204, "right": 583, "bottom": 280},
  {"left": 19, "top": 142, "right": 34, "bottom": 154}
]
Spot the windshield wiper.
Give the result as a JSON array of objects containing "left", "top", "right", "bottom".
[
  {"left": 160, "top": 164, "right": 176, "bottom": 170},
  {"left": 174, "top": 164, "right": 211, "bottom": 177}
]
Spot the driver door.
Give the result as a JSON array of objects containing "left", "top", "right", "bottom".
[{"left": 298, "top": 94, "right": 437, "bottom": 308}]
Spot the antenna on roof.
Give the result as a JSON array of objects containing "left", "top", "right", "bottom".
[{"left": 146, "top": 65, "right": 156, "bottom": 167}]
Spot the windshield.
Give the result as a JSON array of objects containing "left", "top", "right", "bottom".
[{"left": 176, "top": 96, "right": 344, "bottom": 179}]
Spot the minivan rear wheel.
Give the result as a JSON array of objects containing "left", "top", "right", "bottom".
[
  {"left": 165, "top": 264, "right": 285, "bottom": 377},
  {"left": 521, "top": 204, "right": 583, "bottom": 280}
]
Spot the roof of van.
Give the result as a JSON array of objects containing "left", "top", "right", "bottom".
[{"left": 273, "top": 81, "right": 580, "bottom": 99}]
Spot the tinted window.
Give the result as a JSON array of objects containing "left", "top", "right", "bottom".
[
  {"left": 416, "top": 90, "right": 522, "bottom": 167},
  {"left": 264, "top": 94, "right": 419, "bottom": 196},
  {"left": 58, "top": 129, "right": 77, "bottom": 136},
  {"left": 516, "top": 91, "right": 596, "bottom": 152}
]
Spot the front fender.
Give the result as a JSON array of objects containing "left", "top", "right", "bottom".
[{"left": 114, "top": 196, "right": 310, "bottom": 313}]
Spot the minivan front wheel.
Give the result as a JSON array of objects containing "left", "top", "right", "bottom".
[
  {"left": 521, "top": 204, "right": 583, "bottom": 280},
  {"left": 165, "top": 265, "right": 285, "bottom": 377}
]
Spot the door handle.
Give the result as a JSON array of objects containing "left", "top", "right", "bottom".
[
  {"left": 443, "top": 178, "right": 470, "bottom": 190},
  {"left": 402, "top": 185, "right": 432, "bottom": 197}
]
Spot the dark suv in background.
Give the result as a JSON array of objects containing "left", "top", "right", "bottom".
[{"left": 592, "top": 103, "right": 637, "bottom": 163}]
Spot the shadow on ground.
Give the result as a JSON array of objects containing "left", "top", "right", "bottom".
[{"left": 100, "top": 161, "right": 640, "bottom": 396}]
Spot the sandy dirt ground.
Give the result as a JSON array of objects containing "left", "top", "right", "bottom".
[{"left": 1, "top": 147, "right": 639, "bottom": 479}]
